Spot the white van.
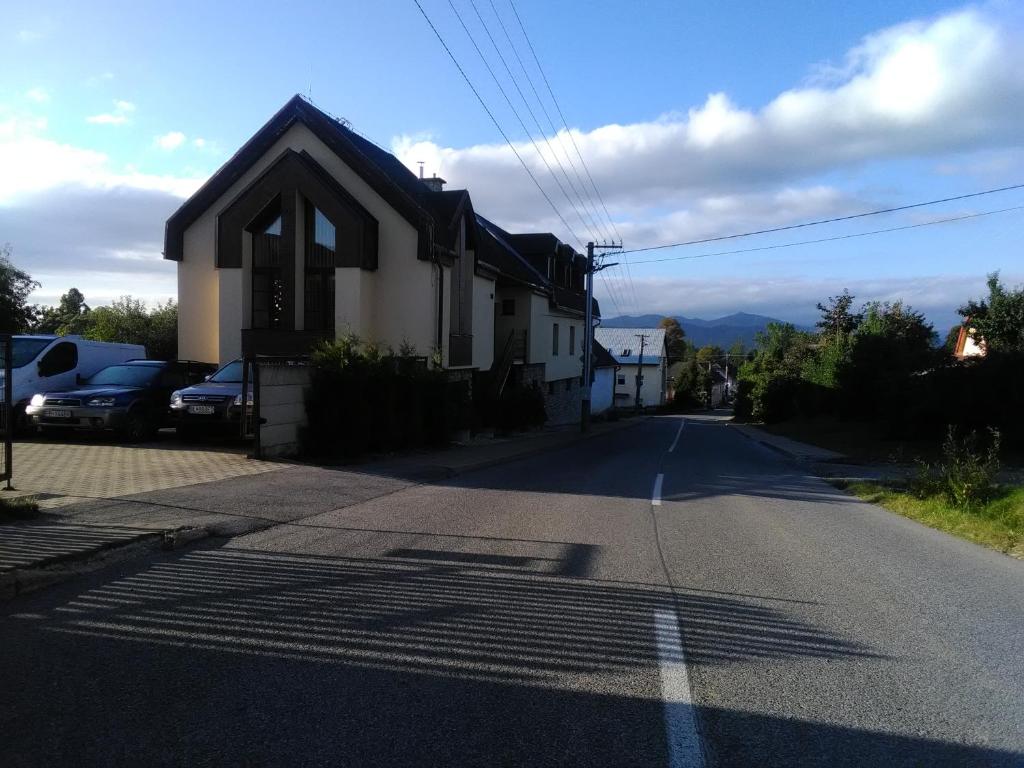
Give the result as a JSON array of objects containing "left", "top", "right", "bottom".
[{"left": 4, "top": 336, "right": 146, "bottom": 424}]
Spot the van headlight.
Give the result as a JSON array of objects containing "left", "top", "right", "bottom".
[{"left": 29, "top": 394, "right": 45, "bottom": 407}]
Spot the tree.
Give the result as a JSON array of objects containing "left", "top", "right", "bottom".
[
  {"left": 34, "top": 287, "right": 91, "bottom": 335},
  {"left": 86, "top": 296, "right": 178, "bottom": 360},
  {"left": 0, "top": 244, "right": 39, "bottom": 333},
  {"left": 959, "top": 272, "right": 1024, "bottom": 355},
  {"left": 695, "top": 344, "right": 725, "bottom": 366},
  {"left": 944, "top": 325, "right": 962, "bottom": 355},
  {"left": 816, "top": 289, "right": 862, "bottom": 339},
  {"left": 658, "top": 316, "right": 686, "bottom": 362}
]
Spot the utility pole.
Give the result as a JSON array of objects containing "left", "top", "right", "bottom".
[
  {"left": 634, "top": 333, "right": 649, "bottom": 413},
  {"left": 581, "top": 241, "right": 621, "bottom": 432}
]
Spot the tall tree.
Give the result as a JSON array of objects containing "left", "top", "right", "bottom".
[
  {"left": 695, "top": 344, "right": 725, "bottom": 365},
  {"left": 86, "top": 296, "right": 178, "bottom": 360},
  {"left": 658, "top": 316, "right": 686, "bottom": 362},
  {"left": 959, "top": 272, "right": 1024, "bottom": 355},
  {"left": 0, "top": 244, "right": 39, "bottom": 333},
  {"left": 816, "top": 289, "right": 862, "bottom": 339},
  {"left": 34, "top": 287, "right": 91, "bottom": 335}
]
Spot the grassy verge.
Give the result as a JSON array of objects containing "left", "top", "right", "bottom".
[
  {"left": 0, "top": 495, "right": 41, "bottom": 522},
  {"left": 833, "top": 480, "right": 1024, "bottom": 558}
]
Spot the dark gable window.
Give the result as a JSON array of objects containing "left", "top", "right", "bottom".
[
  {"left": 251, "top": 208, "right": 284, "bottom": 330},
  {"left": 304, "top": 202, "right": 336, "bottom": 332}
]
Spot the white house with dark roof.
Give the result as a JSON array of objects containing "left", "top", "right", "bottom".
[
  {"left": 164, "top": 95, "right": 597, "bottom": 423},
  {"left": 594, "top": 327, "right": 668, "bottom": 408}
]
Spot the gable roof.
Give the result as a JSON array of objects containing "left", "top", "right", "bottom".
[
  {"left": 164, "top": 94, "right": 439, "bottom": 261},
  {"left": 592, "top": 339, "right": 618, "bottom": 369},
  {"left": 594, "top": 327, "right": 667, "bottom": 365}
]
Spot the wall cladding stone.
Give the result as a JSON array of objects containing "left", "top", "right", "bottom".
[{"left": 544, "top": 376, "right": 582, "bottom": 426}]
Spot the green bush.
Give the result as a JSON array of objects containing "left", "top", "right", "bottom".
[
  {"left": 938, "top": 426, "right": 1001, "bottom": 509},
  {"left": 301, "top": 336, "right": 460, "bottom": 459}
]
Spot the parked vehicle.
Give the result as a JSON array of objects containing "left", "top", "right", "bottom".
[
  {"left": 26, "top": 360, "right": 215, "bottom": 441},
  {"left": 3, "top": 335, "right": 146, "bottom": 430},
  {"left": 170, "top": 359, "right": 253, "bottom": 438}
]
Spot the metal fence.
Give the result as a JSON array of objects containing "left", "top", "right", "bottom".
[{"left": 0, "top": 335, "right": 13, "bottom": 489}]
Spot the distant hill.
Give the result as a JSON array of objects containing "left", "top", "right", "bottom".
[{"left": 600, "top": 312, "right": 795, "bottom": 349}]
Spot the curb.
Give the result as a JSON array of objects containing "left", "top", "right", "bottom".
[{"left": 0, "top": 524, "right": 212, "bottom": 602}]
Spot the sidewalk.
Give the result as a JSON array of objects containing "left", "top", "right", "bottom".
[
  {"left": 1, "top": 416, "right": 642, "bottom": 599},
  {"left": 730, "top": 422, "right": 846, "bottom": 463}
]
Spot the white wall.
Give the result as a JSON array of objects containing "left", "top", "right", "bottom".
[
  {"left": 257, "top": 364, "right": 311, "bottom": 458},
  {"left": 472, "top": 273, "right": 495, "bottom": 370},
  {"left": 614, "top": 362, "right": 665, "bottom": 407},
  {"left": 592, "top": 367, "right": 615, "bottom": 414},
  {"left": 529, "top": 293, "right": 584, "bottom": 382},
  {"left": 178, "top": 122, "right": 435, "bottom": 365}
]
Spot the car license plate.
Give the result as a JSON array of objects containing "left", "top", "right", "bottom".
[
  {"left": 44, "top": 409, "right": 72, "bottom": 418},
  {"left": 187, "top": 405, "right": 216, "bottom": 415}
]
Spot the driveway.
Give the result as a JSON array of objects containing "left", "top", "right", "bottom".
[{"left": 9, "top": 433, "right": 284, "bottom": 508}]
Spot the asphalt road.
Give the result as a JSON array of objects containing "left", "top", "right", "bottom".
[{"left": 1, "top": 414, "right": 1022, "bottom": 767}]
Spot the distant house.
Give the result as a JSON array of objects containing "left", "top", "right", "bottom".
[
  {"left": 953, "top": 321, "right": 986, "bottom": 360},
  {"left": 595, "top": 327, "right": 668, "bottom": 408},
  {"left": 590, "top": 340, "right": 618, "bottom": 415}
]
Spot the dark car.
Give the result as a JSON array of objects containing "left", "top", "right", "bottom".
[
  {"left": 169, "top": 359, "right": 253, "bottom": 438},
  {"left": 25, "top": 360, "right": 215, "bottom": 441}
]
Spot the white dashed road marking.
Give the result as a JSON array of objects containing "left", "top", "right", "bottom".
[
  {"left": 668, "top": 419, "right": 685, "bottom": 453},
  {"left": 655, "top": 609, "right": 706, "bottom": 768}
]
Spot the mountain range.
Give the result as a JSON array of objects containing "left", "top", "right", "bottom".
[{"left": 599, "top": 312, "right": 798, "bottom": 349}]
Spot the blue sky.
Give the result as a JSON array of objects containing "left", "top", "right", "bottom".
[{"left": 2, "top": 0, "right": 1022, "bottom": 330}]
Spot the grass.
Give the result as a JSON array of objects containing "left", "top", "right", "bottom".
[
  {"left": 834, "top": 480, "right": 1024, "bottom": 558},
  {"left": 0, "top": 495, "right": 41, "bottom": 522}
]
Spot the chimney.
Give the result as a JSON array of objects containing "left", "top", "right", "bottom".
[{"left": 422, "top": 172, "right": 446, "bottom": 193}]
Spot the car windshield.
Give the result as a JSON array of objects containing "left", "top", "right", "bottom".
[
  {"left": 12, "top": 338, "right": 54, "bottom": 369},
  {"left": 86, "top": 365, "right": 161, "bottom": 388},
  {"left": 208, "top": 360, "right": 245, "bottom": 383}
]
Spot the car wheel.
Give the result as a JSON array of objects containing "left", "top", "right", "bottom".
[{"left": 122, "top": 408, "right": 157, "bottom": 443}]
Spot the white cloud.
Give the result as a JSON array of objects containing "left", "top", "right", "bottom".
[
  {"left": 25, "top": 87, "right": 50, "bottom": 103},
  {"left": 192, "top": 137, "right": 206, "bottom": 148},
  {"left": 393, "top": 8, "right": 1024, "bottom": 247},
  {"left": 86, "top": 99, "right": 136, "bottom": 125},
  {"left": 155, "top": 131, "right": 186, "bottom": 150}
]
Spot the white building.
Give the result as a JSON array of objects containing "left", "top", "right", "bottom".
[{"left": 595, "top": 327, "right": 668, "bottom": 408}]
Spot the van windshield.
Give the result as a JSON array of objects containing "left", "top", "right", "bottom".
[
  {"left": 12, "top": 338, "right": 53, "bottom": 368},
  {"left": 87, "top": 365, "right": 161, "bottom": 387},
  {"left": 208, "top": 360, "right": 245, "bottom": 383}
]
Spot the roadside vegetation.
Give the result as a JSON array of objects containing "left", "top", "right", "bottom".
[
  {"left": 731, "top": 273, "right": 1024, "bottom": 459},
  {"left": 0, "top": 495, "right": 40, "bottom": 522}
]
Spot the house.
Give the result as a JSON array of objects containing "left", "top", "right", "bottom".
[
  {"left": 590, "top": 340, "right": 618, "bottom": 415},
  {"left": 595, "top": 327, "right": 668, "bottom": 408},
  {"left": 953, "top": 321, "right": 986, "bottom": 360},
  {"left": 163, "top": 95, "right": 595, "bottom": 423}
]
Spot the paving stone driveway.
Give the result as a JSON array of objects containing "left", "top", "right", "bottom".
[{"left": 10, "top": 435, "right": 284, "bottom": 508}]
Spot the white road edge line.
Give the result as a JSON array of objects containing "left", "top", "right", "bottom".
[
  {"left": 668, "top": 420, "right": 685, "bottom": 453},
  {"left": 655, "top": 609, "right": 706, "bottom": 768},
  {"left": 652, "top": 473, "right": 664, "bottom": 506}
]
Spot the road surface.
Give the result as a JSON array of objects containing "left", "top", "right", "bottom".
[{"left": 2, "top": 414, "right": 1022, "bottom": 766}]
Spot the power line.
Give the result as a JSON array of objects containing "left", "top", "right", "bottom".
[
  {"left": 624, "top": 205, "right": 1024, "bottom": 265},
  {"left": 411, "top": 0, "right": 585, "bottom": 249},
  {"left": 483, "top": 0, "right": 610, "bottom": 243},
  {"left": 507, "top": 0, "right": 622, "bottom": 244},
  {"left": 446, "top": 0, "right": 596, "bottom": 248},
  {"left": 617, "top": 183, "right": 1024, "bottom": 256}
]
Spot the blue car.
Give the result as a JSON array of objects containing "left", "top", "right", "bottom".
[{"left": 169, "top": 359, "right": 253, "bottom": 439}]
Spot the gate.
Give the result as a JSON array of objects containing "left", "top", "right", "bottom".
[{"left": 0, "top": 335, "right": 13, "bottom": 489}]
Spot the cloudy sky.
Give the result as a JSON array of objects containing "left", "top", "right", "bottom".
[{"left": 2, "top": 0, "right": 1022, "bottom": 329}]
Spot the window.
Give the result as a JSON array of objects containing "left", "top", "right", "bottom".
[
  {"left": 569, "top": 326, "right": 576, "bottom": 356},
  {"left": 304, "top": 203, "right": 336, "bottom": 332},
  {"left": 622, "top": 348, "right": 631, "bottom": 357},
  {"left": 251, "top": 209, "right": 284, "bottom": 329},
  {"left": 37, "top": 342, "right": 78, "bottom": 377},
  {"left": 501, "top": 299, "right": 516, "bottom": 316},
  {"left": 617, "top": 375, "right": 626, "bottom": 386},
  {"left": 552, "top": 323, "right": 559, "bottom": 355}
]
